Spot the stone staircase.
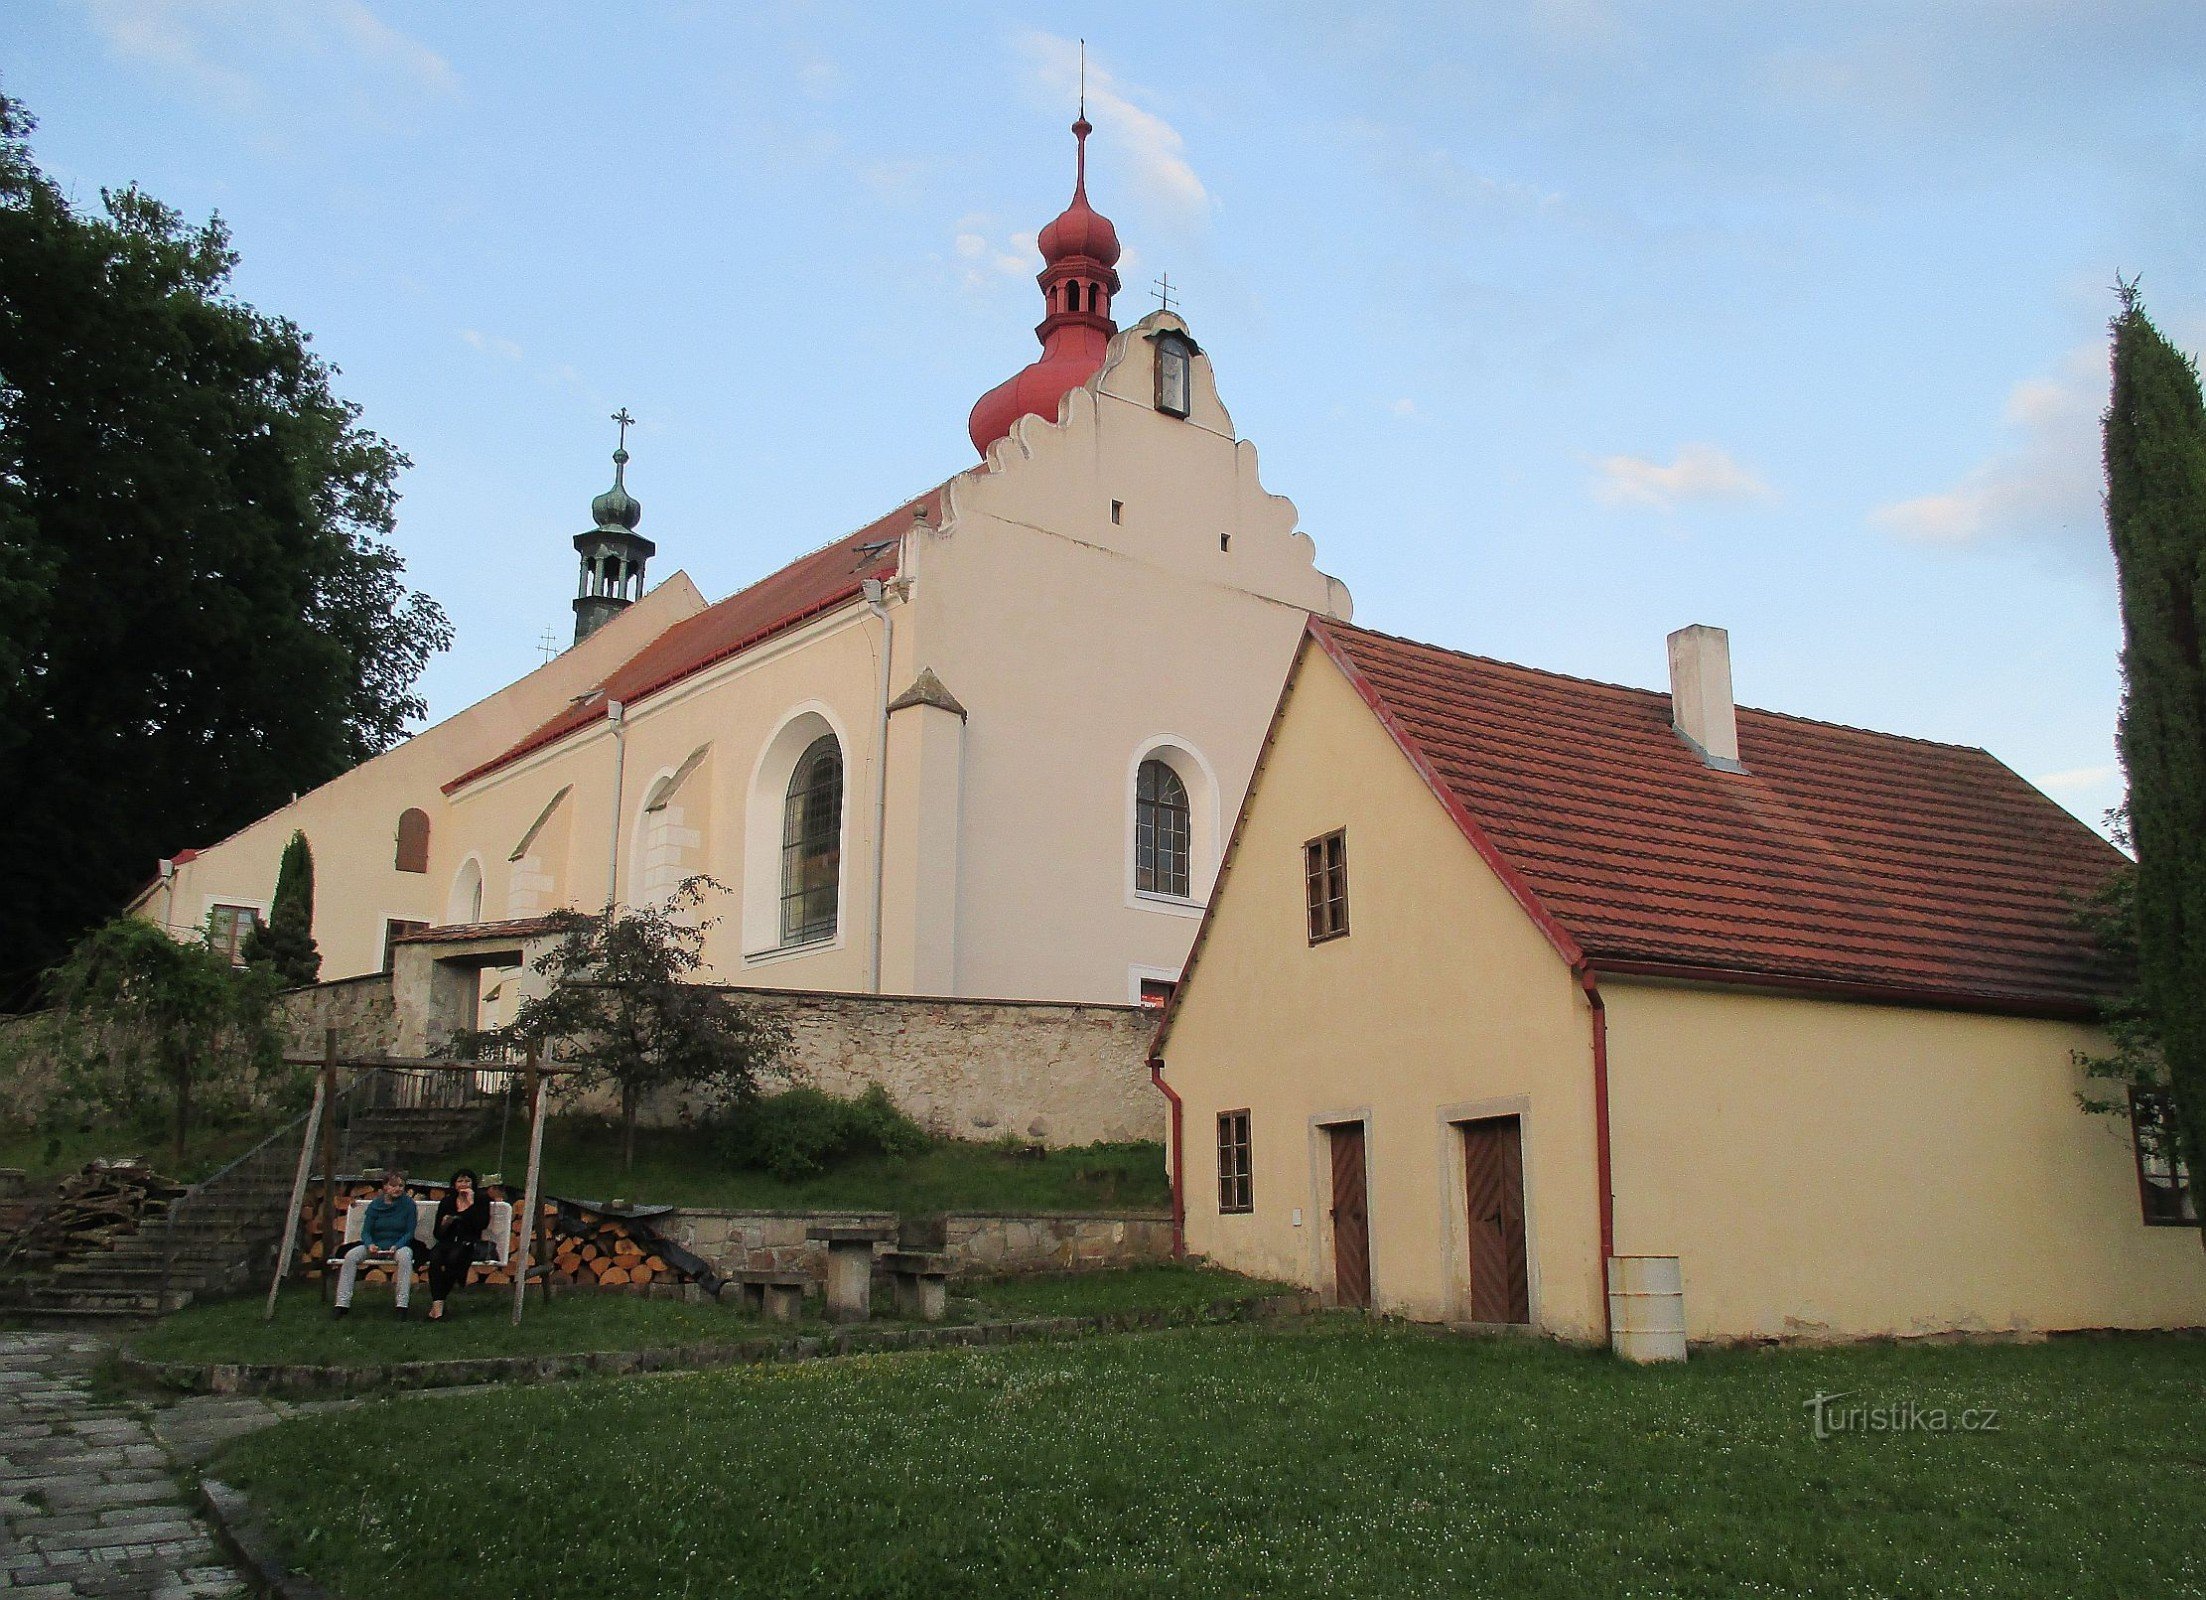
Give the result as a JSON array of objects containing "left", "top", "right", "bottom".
[
  {"left": 0, "top": 1089, "right": 503, "bottom": 1317},
  {"left": 1, "top": 1127, "right": 302, "bottom": 1316}
]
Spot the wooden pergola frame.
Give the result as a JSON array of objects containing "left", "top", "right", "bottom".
[{"left": 263, "top": 1029, "right": 578, "bottom": 1325}]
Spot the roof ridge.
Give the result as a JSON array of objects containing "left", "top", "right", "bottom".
[{"left": 1328, "top": 618, "right": 1998, "bottom": 759}]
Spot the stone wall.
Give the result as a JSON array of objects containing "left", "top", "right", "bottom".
[
  {"left": 672, "top": 987, "right": 1165, "bottom": 1148},
  {"left": 652, "top": 1208, "right": 1175, "bottom": 1282},
  {"left": 274, "top": 974, "right": 399, "bottom": 1057}
]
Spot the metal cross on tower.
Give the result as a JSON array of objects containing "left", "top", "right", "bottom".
[
  {"left": 1152, "top": 272, "right": 1178, "bottom": 314},
  {"left": 611, "top": 407, "right": 635, "bottom": 450}
]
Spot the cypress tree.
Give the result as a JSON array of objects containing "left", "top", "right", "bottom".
[
  {"left": 2105, "top": 281, "right": 2206, "bottom": 1247},
  {"left": 244, "top": 831, "right": 321, "bottom": 987}
]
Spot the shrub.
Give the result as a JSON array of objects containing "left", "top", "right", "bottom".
[{"left": 718, "top": 1085, "right": 928, "bottom": 1180}]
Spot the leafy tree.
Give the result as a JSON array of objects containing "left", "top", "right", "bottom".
[
  {"left": 0, "top": 93, "right": 450, "bottom": 1007},
  {"left": 469, "top": 879, "right": 790, "bottom": 1173},
  {"left": 243, "top": 831, "right": 321, "bottom": 987},
  {"left": 42, "top": 916, "right": 289, "bottom": 1164},
  {"left": 2103, "top": 282, "right": 2206, "bottom": 1248}
]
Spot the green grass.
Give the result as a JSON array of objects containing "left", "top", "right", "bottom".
[
  {"left": 446, "top": 1119, "right": 1170, "bottom": 1213},
  {"left": 0, "top": 1120, "right": 275, "bottom": 1185},
  {"left": 127, "top": 1286, "right": 753, "bottom": 1367},
  {"left": 970, "top": 1263, "right": 1294, "bottom": 1318},
  {"left": 213, "top": 1326, "right": 2206, "bottom": 1599},
  {"left": 129, "top": 1266, "right": 1287, "bottom": 1369}
]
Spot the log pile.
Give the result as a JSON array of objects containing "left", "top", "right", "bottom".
[
  {"left": 295, "top": 1183, "right": 713, "bottom": 1295},
  {"left": 3, "top": 1160, "right": 185, "bottom": 1267}
]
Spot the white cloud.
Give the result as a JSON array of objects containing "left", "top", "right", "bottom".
[
  {"left": 1871, "top": 346, "right": 2105, "bottom": 545},
  {"left": 1391, "top": 398, "right": 1418, "bottom": 417},
  {"left": 2031, "top": 763, "right": 2119, "bottom": 793},
  {"left": 952, "top": 218, "right": 1033, "bottom": 288},
  {"left": 1592, "top": 443, "right": 1773, "bottom": 509},
  {"left": 1016, "top": 31, "right": 1208, "bottom": 211},
  {"left": 460, "top": 329, "right": 524, "bottom": 362},
  {"left": 82, "top": 0, "right": 457, "bottom": 114}
]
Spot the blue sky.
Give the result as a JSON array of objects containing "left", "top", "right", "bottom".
[{"left": 15, "top": 3, "right": 2206, "bottom": 835}]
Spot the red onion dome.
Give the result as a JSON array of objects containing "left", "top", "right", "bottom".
[{"left": 1037, "top": 118, "right": 1120, "bottom": 266}]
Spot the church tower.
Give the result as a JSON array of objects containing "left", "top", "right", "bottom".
[
  {"left": 572, "top": 408, "right": 655, "bottom": 644},
  {"left": 967, "top": 111, "right": 1124, "bottom": 457}
]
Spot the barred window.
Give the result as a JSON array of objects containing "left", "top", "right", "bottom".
[
  {"left": 1305, "top": 829, "right": 1349, "bottom": 943},
  {"left": 1136, "top": 759, "right": 1192, "bottom": 899},
  {"left": 779, "top": 736, "right": 843, "bottom": 947},
  {"left": 1217, "top": 1109, "right": 1252, "bottom": 1213},
  {"left": 2132, "top": 1088, "right": 2197, "bottom": 1226}
]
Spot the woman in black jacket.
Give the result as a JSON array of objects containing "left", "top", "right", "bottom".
[{"left": 426, "top": 1168, "right": 493, "bottom": 1321}]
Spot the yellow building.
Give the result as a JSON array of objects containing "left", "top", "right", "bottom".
[
  {"left": 131, "top": 119, "right": 1351, "bottom": 1035},
  {"left": 1155, "top": 618, "right": 2205, "bottom": 1347}
]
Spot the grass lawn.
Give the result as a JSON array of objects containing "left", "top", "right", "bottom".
[
  {"left": 445, "top": 1119, "right": 1170, "bottom": 1213},
  {"left": 0, "top": 1120, "right": 276, "bottom": 1185},
  {"left": 213, "top": 1325, "right": 2205, "bottom": 1599},
  {"left": 128, "top": 1265, "right": 1288, "bottom": 1369}
]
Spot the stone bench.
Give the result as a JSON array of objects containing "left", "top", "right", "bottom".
[
  {"left": 718, "top": 1269, "right": 808, "bottom": 1324},
  {"left": 878, "top": 1252, "right": 952, "bottom": 1323}
]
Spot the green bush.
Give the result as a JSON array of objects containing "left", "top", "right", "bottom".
[{"left": 718, "top": 1086, "right": 928, "bottom": 1180}]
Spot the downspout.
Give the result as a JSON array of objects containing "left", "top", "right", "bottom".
[
  {"left": 603, "top": 700, "right": 627, "bottom": 912},
  {"left": 1148, "top": 1055, "right": 1186, "bottom": 1259},
  {"left": 1577, "top": 963, "right": 1615, "bottom": 1344},
  {"left": 861, "top": 579, "right": 895, "bottom": 995}
]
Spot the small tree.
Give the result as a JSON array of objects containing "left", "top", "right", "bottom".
[
  {"left": 243, "top": 830, "right": 321, "bottom": 986},
  {"left": 43, "top": 916, "right": 287, "bottom": 1163},
  {"left": 2103, "top": 282, "right": 2206, "bottom": 1250},
  {"left": 475, "top": 879, "right": 788, "bottom": 1172}
]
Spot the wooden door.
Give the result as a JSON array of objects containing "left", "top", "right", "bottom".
[
  {"left": 1463, "top": 1116, "right": 1530, "bottom": 1324},
  {"left": 1328, "top": 1123, "right": 1372, "bottom": 1309}
]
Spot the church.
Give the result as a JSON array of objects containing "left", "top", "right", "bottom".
[{"left": 130, "top": 114, "right": 1352, "bottom": 1037}]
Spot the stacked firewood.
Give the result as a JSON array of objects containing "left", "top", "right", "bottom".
[
  {"left": 5, "top": 1160, "right": 185, "bottom": 1266},
  {"left": 295, "top": 1184, "right": 710, "bottom": 1294}
]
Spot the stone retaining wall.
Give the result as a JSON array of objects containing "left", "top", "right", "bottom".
[
  {"left": 654, "top": 988, "right": 1165, "bottom": 1149},
  {"left": 275, "top": 974, "right": 399, "bottom": 1057},
  {"left": 653, "top": 1208, "right": 1175, "bottom": 1282}
]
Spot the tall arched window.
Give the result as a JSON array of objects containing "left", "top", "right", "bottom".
[
  {"left": 1136, "top": 759, "right": 1192, "bottom": 899},
  {"left": 780, "top": 736, "right": 843, "bottom": 946}
]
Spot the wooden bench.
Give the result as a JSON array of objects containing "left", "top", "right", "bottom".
[
  {"left": 329, "top": 1191, "right": 535, "bottom": 1299},
  {"left": 878, "top": 1252, "right": 952, "bottom": 1323},
  {"left": 719, "top": 1269, "right": 808, "bottom": 1323}
]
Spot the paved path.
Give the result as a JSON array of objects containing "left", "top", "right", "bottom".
[{"left": 0, "top": 1329, "right": 251, "bottom": 1600}]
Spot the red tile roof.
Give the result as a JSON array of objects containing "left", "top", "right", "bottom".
[
  {"left": 391, "top": 917, "right": 563, "bottom": 945},
  {"left": 447, "top": 485, "right": 947, "bottom": 792},
  {"left": 1309, "top": 619, "right": 2126, "bottom": 1015}
]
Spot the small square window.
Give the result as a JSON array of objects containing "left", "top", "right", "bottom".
[
  {"left": 1220, "top": 532, "right": 1231, "bottom": 552},
  {"left": 2132, "top": 1088, "right": 2197, "bottom": 1226},
  {"left": 1217, "top": 1109, "right": 1252, "bottom": 1213},
  {"left": 1304, "top": 830, "right": 1349, "bottom": 943},
  {"left": 1139, "top": 978, "right": 1177, "bottom": 1011},
  {"left": 207, "top": 904, "right": 258, "bottom": 965},
  {"left": 382, "top": 919, "right": 430, "bottom": 973},
  {"left": 1110, "top": 500, "right": 1124, "bottom": 525}
]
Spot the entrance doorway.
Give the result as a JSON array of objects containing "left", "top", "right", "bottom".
[
  {"left": 1462, "top": 1115, "right": 1530, "bottom": 1324},
  {"left": 1327, "top": 1122, "right": 1371, "bottom": 1309}
]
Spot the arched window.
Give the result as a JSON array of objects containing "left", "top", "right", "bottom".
[
  {"left": 780, "top": 736, "right": 843, "bottom": 946},
  {"left": 394, "top": 808, "right": 430, "bottom": 874},
  {"left": 449, "top": 857, "right": 484, "bottom": 925},
  {"left": 1136, "top": 759, "right": 1192, "bottom": 899}
]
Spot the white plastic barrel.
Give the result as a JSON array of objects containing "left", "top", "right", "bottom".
[{"left": 1607, "top": 1254, "right": 1687, "bottom": 1362}]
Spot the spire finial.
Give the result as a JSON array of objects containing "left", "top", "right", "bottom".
[
  {"left": 610, "top": 406, "right": 635, "bottom": 470},
  {"left": 1071, "top": 40, "right": 1092, "bottom": 195}
]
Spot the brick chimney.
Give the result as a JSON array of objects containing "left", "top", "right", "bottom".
[{"left": 1667, "top": 624, "right": 1744, "bottom": 773}]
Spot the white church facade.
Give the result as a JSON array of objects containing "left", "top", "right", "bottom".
[{"left": 132, "top": 118, "right": 1351, "bottom": 1031}]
